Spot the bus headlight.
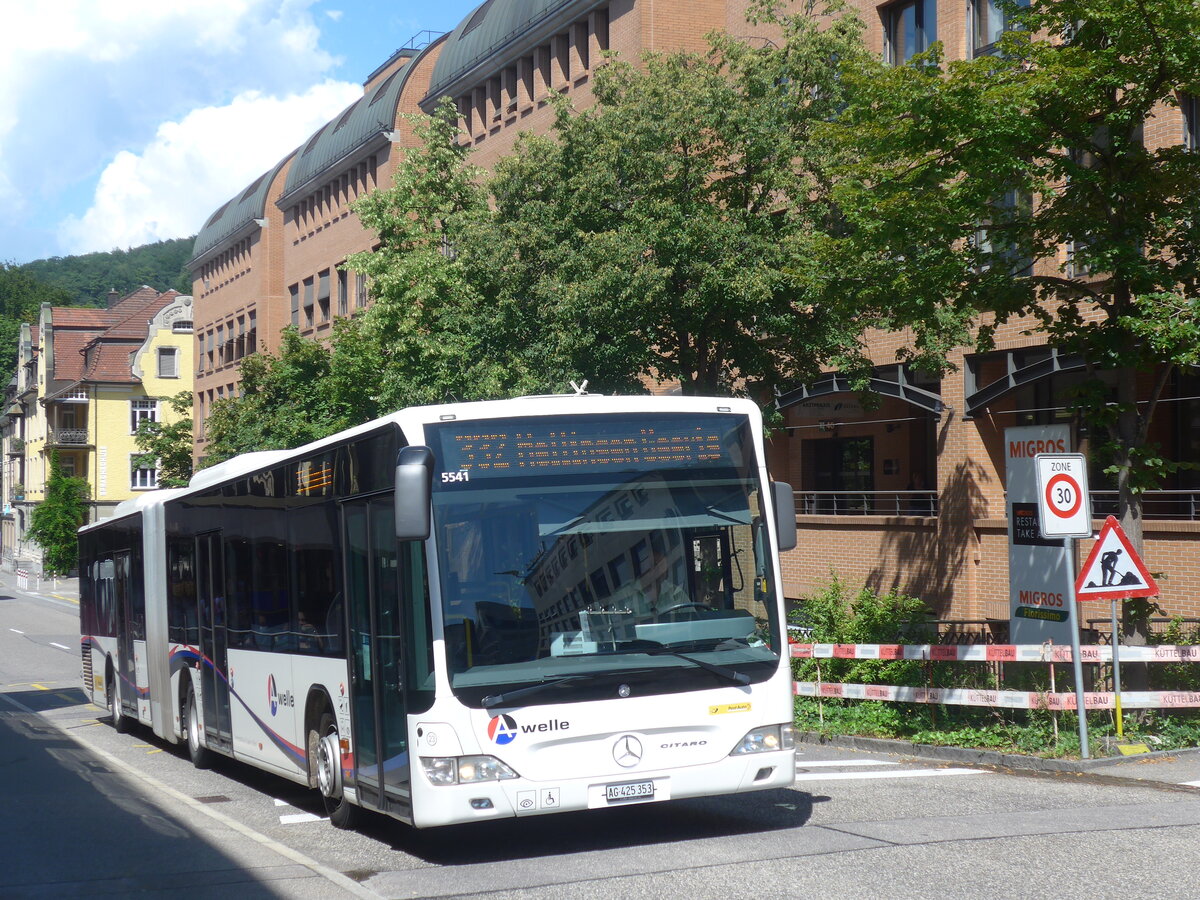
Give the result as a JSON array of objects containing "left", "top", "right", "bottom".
[
  {"left": 730, "top": 724, "right": 795, "bottom": 755},
  {"left": 421, "top": 755, "right": 520, "bottom": 786}
]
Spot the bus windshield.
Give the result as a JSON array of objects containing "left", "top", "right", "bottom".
[{"left": 426, "top": 411, "right": 782, "bottom": 707}]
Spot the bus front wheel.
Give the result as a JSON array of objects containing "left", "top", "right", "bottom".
[
  {"left": 314, "top": 712, "right": 357, "bottom": 829},
  {"left": 184, "top": 684, "right": 212, "bottom": 769}
]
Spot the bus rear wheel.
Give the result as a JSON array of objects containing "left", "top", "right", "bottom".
[
  {"left": 314, "top": 712, "right": 357, "bottom": 829},
  {"left": 184, "top": 684, "right": 212, "bottom": 769},
  {"left": 107, "top": 667, "right": 129, "bottom": 734}
]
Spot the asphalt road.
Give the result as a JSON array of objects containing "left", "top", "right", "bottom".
[{"left": 4, "top": 578, "right": 1200, "bottom": 899}]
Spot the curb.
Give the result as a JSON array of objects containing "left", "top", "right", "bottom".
[{"left": 796, "top": 729, "right": 1200, "bottom": 775}]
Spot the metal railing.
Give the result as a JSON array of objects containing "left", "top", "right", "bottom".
[
  {"left": 48, "top": 427, "right": 88, "bottom": 445},
  {"left": 797, "top": 490, "right": 938, "bottom": 517},
  {"left": 1089, "top": 490, "right": 1200, "bottom": 521},
  {"left": 795, "top": 489, "right": 1200, "bottom": 520}
]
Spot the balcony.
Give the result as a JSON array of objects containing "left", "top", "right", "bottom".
[{"left": 47, "top": 427, "right": 90, "bottom": 447}]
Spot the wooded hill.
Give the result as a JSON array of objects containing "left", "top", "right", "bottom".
[{"left": 0, "top": 235, "right": 196, "bottom": 375}]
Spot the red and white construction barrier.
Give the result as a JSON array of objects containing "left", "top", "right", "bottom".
[
  {"left": 789, "top": 643, "right": 1200, "bottom": 663},
  {"left": 793, "top": 681, "right": 1200, "bottom": 710}
]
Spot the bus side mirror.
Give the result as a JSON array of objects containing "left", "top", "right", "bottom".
[
  {"left": 772, "top": 481, "right": 797, "bottom": 552},
  {"left": 395, "top": 446, "right": 434, "bottom": 541}
]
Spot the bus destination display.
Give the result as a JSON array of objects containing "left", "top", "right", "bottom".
[{"left": 434, "top": 416, "right": 744, "bottom": 476}]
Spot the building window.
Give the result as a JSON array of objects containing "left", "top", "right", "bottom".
[
  {"left": 973, "top": 0, "right": 1028, "bottom": 56},
  {"left": 303, "top": 277, "right": 315, "bottom": 328},
  {"left": 886, "top": 0, "right": 937, "bottom": 65},
  {"left": 337, "top": 269, "right": 348, "bottom": 316},
  {"left": 131, "top": 454, "right": 158, "bottom": 490},
  {"left": 318, "top": 269, "right": 331, "bottom": 323},
  {"left": 131, "top": 399, "right": 158, "bottom": 434},
  {"left": 356, "top": 273, "right": 368, "bottom": 309},
  {"left": 974, "top": 188, "right": 1033, "bottom": 276},
  {"left": 157, "top": 347, "right": 179, "bottom": 378},
  {"left": 60, "top": 455, "right": 77, "bottom": 477},
  {"left": 247, "top": 310, "right": 257, "bottom": 354},
  {"left": 290, "top": 284, "right": 300, "bottom": 326}
]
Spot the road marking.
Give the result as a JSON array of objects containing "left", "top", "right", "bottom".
[
  {"left": 793, "top": 767, "right": 989, "bottom": 782},
  {"left": 49, "top": 643, "right": 70, "bottom": 651},
  {"left": 9, "top": 628, "right": 24, "bottom": 635},
  {"left": 279, "top": 812, "right": 326, "bottom": 825},
  {"left": 796, "top": 759, "right": 900, "bottom": 768},
  {"left": 31, "top": 683, "right": 49, "bottom": 690},
  {"left": 1182, "top": 780, "right": 1200, "bottom": 787},
  {"left": 274, "top": 798, "right": 290, "bottom": 807}
]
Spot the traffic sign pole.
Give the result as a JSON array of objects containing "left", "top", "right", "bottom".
[
  {"left": 1112, "top": 597, "right": 1124, "bottom": 740},
  {"left": 1065, "top": 537, "right": 1090, "bottom": 759}
]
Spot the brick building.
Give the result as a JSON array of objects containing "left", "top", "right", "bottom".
[{"left": 188, "top": 0, "right": 1200, "bottom": 626}]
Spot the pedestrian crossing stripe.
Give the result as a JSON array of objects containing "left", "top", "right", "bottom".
[{"left": 1075, "top": 515, "right": 1159, "bottom": 602}]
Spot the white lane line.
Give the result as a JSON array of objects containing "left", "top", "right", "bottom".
[
  {"left": 796, "top": 759, "right": 900, "bottom": 768},
  {"left": 793, "top": 767, "right": 989, "bottom": 782},
  {"left": 274, "top": 798, "right": 290, "bottom": 806},
  {"left": 49, "top": 642, "right": 70, "bottom": 650},
  {"left": 9, "top": 629, "right": 24, "bottom": 634},
  {"left": 1181, "top": 780, "right": 1200, "bottom": 787},
  {"left": 279, "top": 812, "right": 326, "bottom": 825}
]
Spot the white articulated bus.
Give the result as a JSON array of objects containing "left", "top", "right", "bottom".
[{"left": 80, "top": 394, "right": 797, "bottom": 829}]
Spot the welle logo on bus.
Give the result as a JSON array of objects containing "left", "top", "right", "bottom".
[
  {"left": 267, "top": 674, "right": 295, "bottom": 717},
  {"left": 488, "top": 714, "right": 571, "bottom": 745}
]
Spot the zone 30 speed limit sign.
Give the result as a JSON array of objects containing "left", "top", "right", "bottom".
[{"left": 1034, "top": 453, "right": 1092, "bottom": 538}]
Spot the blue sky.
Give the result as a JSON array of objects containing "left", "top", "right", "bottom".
[{"left": 0, "top": 0, "right": 482, "bottom": 266}]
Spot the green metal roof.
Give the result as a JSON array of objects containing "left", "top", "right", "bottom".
[
  {"left": 281, "top": 40, "right": 442, "bottom": 203},
  {"left": 190, "top": 154, "right": 291, "bottom": 265},
  {"left": 426, "top": 0, "right": 593, "bottom": 101}
]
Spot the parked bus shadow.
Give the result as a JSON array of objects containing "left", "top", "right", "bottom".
[
  {"left": 3, "top": 685, "right": 92, "bottom": 714},
  {"left": 370, "top": 788, "right": 820, "bottom": 864}
]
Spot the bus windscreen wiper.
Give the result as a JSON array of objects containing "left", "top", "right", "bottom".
[
  {"left": 642, "top": 646, "right": 751, "bottom": 685},
  {"left": 481, "top": 674, "right": 589, "bottom": 709}
]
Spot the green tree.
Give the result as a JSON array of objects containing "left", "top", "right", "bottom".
[
  {"left": 202, "top": 326, "right": 351, "bottom": 464},
  {"left": 477, "top": 6, "right": 872, "bottom": 397},
  {"left": 817, "top": 0, "right": 1200, "bottom": 569},
  {"left": 133, "top": 391, "right": 195, "bottom": 488},
  {"left": 347, "top": 100, "right": 555, "bottom": 406},
  {"left": 347, "top": 7, "right": 873, "bottom": 404},
  {"left": 0, "top": 264, "right": 71, "bottom": 373},
  {"left": 27, "top": 451, "right": 90, "bottom": 575}
]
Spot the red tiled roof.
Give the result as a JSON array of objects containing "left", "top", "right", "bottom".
[{"left": 45, "top": 287, "right": 184, "bottom": 390}]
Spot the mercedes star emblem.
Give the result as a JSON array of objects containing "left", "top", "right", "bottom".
[{"left": 613, "top": 734, "right": 643, "bottom": 768}]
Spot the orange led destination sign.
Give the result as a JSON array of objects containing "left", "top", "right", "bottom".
[{"left": 432, "top": 415, "right": 746, "bottom": 477}]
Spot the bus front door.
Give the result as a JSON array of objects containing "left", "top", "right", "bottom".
[
  {"left": 196, "top": 531, "right": 232, "bottom": 751},
  {"left": 343, "top": 496, "right": 411, "bottom": 818}
]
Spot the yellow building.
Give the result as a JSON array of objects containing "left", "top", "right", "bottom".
[{"left": 1, "top": 287, "right": 194, "bottom": 570}]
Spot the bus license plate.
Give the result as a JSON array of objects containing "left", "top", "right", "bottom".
[{"left": 606, "top": 780, "right": 654, "bottom": 802}]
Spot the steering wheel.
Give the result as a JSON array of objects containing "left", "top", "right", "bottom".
[{"left": 656, "top": 602, "right": 712, "bottom": 621}]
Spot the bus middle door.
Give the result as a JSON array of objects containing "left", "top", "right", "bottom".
[
  {"left": 196, "top": 531, "right": 232, "bottom": 751},
  {"left": 112, "top": 551, "right": 135, "bottom": 717},
  {"left": 343, "top": 496, "right": 411, "bottom": 819}
]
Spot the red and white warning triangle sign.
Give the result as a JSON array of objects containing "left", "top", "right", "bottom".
[{"left": 1075, "top": 515, "right": 1159, "bottom": 602}]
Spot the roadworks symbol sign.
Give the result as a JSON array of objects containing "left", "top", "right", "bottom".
[{"left": 1075, "top": 515, "right": 1160, "bottom": 602}]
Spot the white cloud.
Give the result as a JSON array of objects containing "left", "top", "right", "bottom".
[
  {"left": 0, "top": 0, "right": 351, "bottom": 260},
  {"left": 57, "top": 80, "right": 362, "bottom": 254}
]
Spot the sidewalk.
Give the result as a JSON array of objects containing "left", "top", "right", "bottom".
[
  {"left": 0, "top": 565, "right": 78, "bottom": 605},
  {"left": 799, "top": 730, "right": 1200, "bottom": 790}
]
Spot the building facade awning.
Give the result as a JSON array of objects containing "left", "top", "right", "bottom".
[{"left": 776, "top": 367, "right": 944, "bottom": 416}]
